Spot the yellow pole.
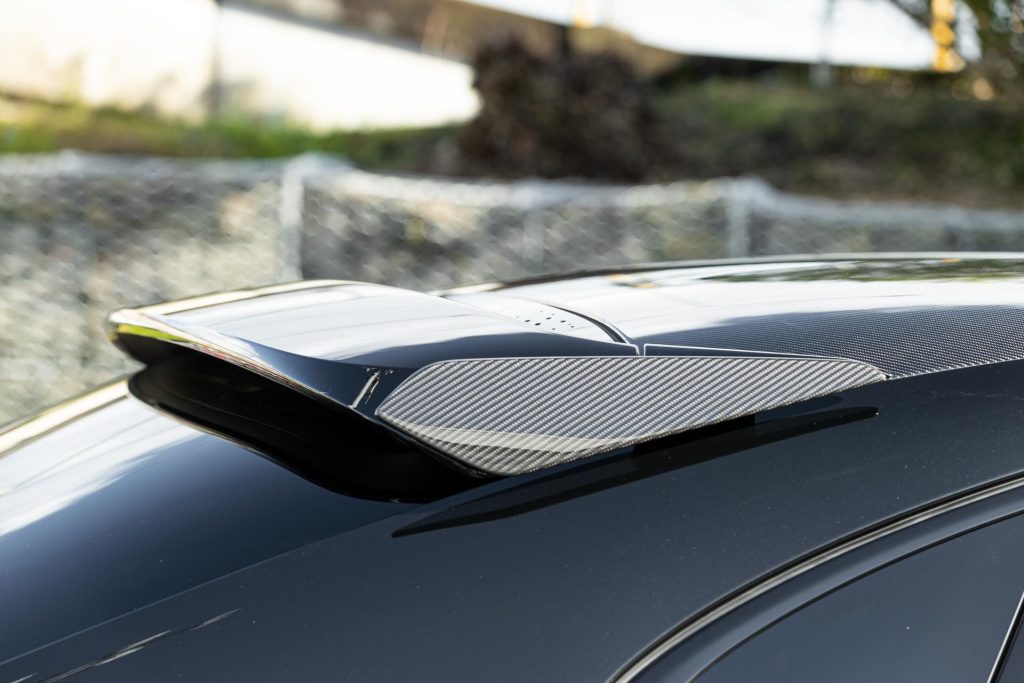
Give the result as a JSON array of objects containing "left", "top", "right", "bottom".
[
  {"left": 572, "top": 0, "right": 592, "bottom": 28},
  {"left": 931, "top": 0, "right": 962, "bottom": 72}
]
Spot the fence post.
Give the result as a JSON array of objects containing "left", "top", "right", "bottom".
[
  {"left": 278, "top": 153, "right": 352, "bottom": 282},
  {"left": 725, "top": 179, "right": 753, "bottom": 258},
  {"left": 723, "top": 178, "right": 775, "bottom": 258},
  {"left": 515, "top": 181, "right": 549, "bottom": 275}
]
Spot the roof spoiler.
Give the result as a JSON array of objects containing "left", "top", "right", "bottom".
[{"left": 108, "top": 281, "right": 886, "bottom": 476}]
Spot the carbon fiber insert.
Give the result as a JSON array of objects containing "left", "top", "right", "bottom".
[
  {"left": 377, "top": 356, "right": 885, "bottom": 476},
  {"left": 640, "top": 305, "right": 1024, "bottom": 379}
]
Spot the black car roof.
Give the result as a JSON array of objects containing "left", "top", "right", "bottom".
[
  {"left": 8, "top": 360, "right": 1024, "bottom": 682},
  {"left": 112, "top": 253, "right": 1024, "bottom": 385},
  {"left": 485, "top": 254, "right": 1024, "bottom": 378},
  {"left": 105, "top": 254, "right": 1024, "bottom": 480},
  {"left": 6, "top": 254, "right": 1024, "bottom": 680}
]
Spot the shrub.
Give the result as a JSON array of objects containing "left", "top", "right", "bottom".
[{"left": 458, "top": 39, "right": 658, "bottom": 181}]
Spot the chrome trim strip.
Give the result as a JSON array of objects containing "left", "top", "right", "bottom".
[
  {"left": 987, "top": 589, "right": 1024, "bottom": 683},
  {"left": 615, "top": 474, "right": 1024, "bottom": 682}
]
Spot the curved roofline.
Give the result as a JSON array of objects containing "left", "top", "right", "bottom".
[
  {"left": 108, "top": 280, "right": 885, "bottom": 478},
  {"left": 442, "top": 252, "right": 1024, "bottom": 293}
]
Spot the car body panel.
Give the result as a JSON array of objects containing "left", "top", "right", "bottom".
[
  {"left": 5, "top": 360, "right": 1024, "bottom": 680},
  {"left": 634, "top": 480, "right": 1024, "bottom": 682},
  {"left": 4, "top": 255, "right": 1024, "bottom": 680},
  {"left": 489, "top": 257, "right": 1024, "bottom": 377},
  {"left": 0, "top": 384, "right": 410, "bottom": 665},
  {"left": 147, "top": 281, "right": 630, "bottom": 367},
  {"left": 690, "top": 510, "right": 1024, "bottom": 683}
]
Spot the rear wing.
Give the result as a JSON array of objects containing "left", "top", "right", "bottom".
[{"left": 108, "top": 281, "right": 885, "bottom": 477}]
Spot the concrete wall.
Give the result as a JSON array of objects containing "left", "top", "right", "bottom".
[
  {"left": 0, "top": 0, "right": 217, "bottom": 120},
  {"left": 219, "top": 6, "right": 479, "bottom": 129},
  {"left": 0, "top": 0, "right": 479, "bottom": 130}
]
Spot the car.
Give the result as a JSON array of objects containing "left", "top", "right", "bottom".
[{"left": 3, "top": 253, "right": 1024, "bottom": 682}]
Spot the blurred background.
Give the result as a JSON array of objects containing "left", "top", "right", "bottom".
[{"left": 0, "top": 0, "right": 1022, "bottom": 423}]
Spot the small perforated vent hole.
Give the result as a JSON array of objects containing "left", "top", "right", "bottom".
[
  {"left": 513, "top": 307, "right": 580, "bottom": 333},
  {"left": 446, "top": 292, "right": 612, "bottom": 341}
]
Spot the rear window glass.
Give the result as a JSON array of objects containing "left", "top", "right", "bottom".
[{"left": 692, "top": 514, "right": 1024, "bottom": 683}]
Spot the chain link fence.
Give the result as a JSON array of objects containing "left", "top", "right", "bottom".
[
  {"left": 300, "top": 168, "right": 1024, "bottom": 287},
  {"left": 0, "top": 152, "right": 294, "bottom": 423},
  {"left": 3, "top": 150, "right": 1024, "bottom": 423}
]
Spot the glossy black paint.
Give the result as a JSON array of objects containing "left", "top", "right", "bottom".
[
  {"left": 638, "top": 484, "right": 1024, "bottom": 682},
  {"left": 129, "top": 352, "right": 483, "bottom": 499},
  {"left": 6, "top": 360, "right": 1024, "bottom": 681},
  {"left": 491, "top": 256, "right": 1024, "bottom": 377},
  {"left": 693, "top": 511, "right": 1024, "bottom": 683},
  {"left": 112, "top": 281, "right": 637, "bottom": 421},
  {"left": 392, "top": 406, "right": 877, "bottom": 537},
  {"left": 112, "top": 257, "right": 1024, "bottom": 483},
  {"left": 6, "top": 256, "right": 1024, "bottom": 681},
  {"left": 0, "top": 386, "right": 410, "bottom": 665},
  {"left": 110, "top": 281, "right": 640, "bottom": 478}
]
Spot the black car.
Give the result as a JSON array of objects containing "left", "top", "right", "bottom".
[{"left": 4, "top": 254, "right": 1024, "bottom": 682}]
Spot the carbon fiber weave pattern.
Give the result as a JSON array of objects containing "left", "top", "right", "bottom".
[
  {"left": 640, "top": 305, "right": 1024, "bottom": 379},
  {"left": 377, "top": 356, "right": 885, "bottom": 476}
]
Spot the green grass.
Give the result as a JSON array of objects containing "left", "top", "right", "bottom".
[
  {"left": 653, "top": 80, "right": 1024, "bottom": 206},
  {"left": 0, "top": 96, "right": 454, "bottom": 170},
  {"left": 3, "top": 81, "right": 1022, "bottom": 207}
]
